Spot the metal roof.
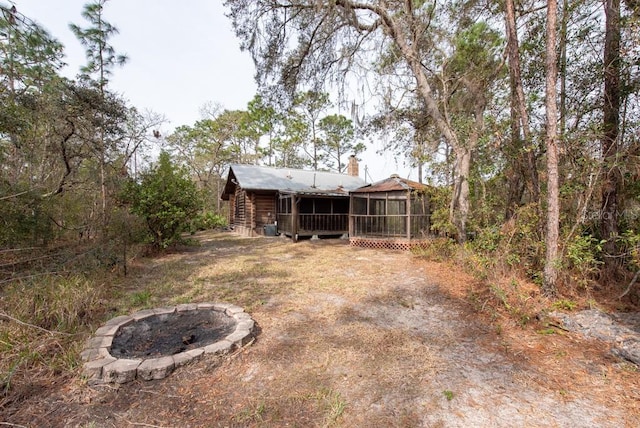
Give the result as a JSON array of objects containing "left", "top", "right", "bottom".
[
  {"left": 222, "top": 164, "right": 366, "bottom": 198},
  {"left": 350, "top": 175, "right": 430, "bottom": 193}
]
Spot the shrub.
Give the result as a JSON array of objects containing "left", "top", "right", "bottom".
[
  {"left": 564, "top": 234, "right": 603, "bottom": 286},
  {"left": 192, "top": 211, "right": 227, "bottom": 231},
  {"left": 413, "top": 237, "right": 457, "bottom": 262},
  {"left": 121, "top": 151, "right": 202, "bottom": 248}
]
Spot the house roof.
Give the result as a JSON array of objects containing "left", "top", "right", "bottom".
[
  {"left": 221, "top": 164, "right": 366, "bottom": 199},
  {"left": 350, "top": 175, "right": 430, "bottom": 193}
]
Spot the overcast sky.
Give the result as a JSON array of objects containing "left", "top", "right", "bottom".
[{"left": 11, "top": 0, "right": 411, "bottom": 181}]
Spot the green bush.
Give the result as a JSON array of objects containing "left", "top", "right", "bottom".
[
  {"left": 192, "top": 211, "right": 227, "bottom": 231},
  {"left": 120, "top": 151, "right": 202, "bottom": 248},
  {"left": 565, "top": 234, "right": 603, "bottom": 282},
  {"left": 413, "top": 237, "right": 457, "bottom": 262}
]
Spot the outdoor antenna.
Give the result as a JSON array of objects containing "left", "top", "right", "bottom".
[{"left": 364, "top": 165, "right": 373, "bottom": 184}]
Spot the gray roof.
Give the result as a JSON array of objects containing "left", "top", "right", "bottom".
[{"left": 224, "top": 164, "right": 365, "bottom": 196}]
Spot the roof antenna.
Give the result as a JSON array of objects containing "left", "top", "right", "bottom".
[
  {"left": 364, "top": 165, "right": 373, "bottom": 184},
  {"left": 312, "top": 173, "right": 316, "bottom": 188}
]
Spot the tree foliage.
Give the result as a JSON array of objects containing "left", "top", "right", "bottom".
[
  {"left": 224, "top": 0, "right": 640, "bottom": 292},
  {"left": 121, "top": 151, "right": 201, "bottom": 249}
]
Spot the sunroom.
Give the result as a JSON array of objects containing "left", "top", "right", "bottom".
[{"left": 349, "top": 175, "right": 431, "bottom": 250}]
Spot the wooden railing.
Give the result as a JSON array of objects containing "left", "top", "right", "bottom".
[
  {"left": 298, "top": 213, "right": 348, "bottom": 233},
  {"left": 351, "top": 214, "right": 430, "bottom": 238},
  {"left": 277, "top": 213, "right": 348, "bottom": 235}
]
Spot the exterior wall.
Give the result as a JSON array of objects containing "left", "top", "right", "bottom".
[
  {"left": 253, "top": 192, "right": 277, "bottom": 234},
  {"left": 230, "top": 188, "right": 276, "bottom": 236},
  {"left": 234, "top": 187, "right": 248, "bottom": 228}
]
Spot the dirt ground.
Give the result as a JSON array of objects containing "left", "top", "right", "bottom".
[{"left": 2, "top": 231, "right": 640, "bottom": 427}]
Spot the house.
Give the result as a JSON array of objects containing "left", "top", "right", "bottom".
[
  {"left": 221, "top": 157, "right": 365, "bottom": 240},
  {"left": 349, "top": 175, "right": 431, "bottom": 250}
]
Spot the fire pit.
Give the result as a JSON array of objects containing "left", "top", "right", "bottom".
[{"left": 81, "top": 303, "right": 255, "bottom": 383}]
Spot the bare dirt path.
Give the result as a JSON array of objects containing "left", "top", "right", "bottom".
[{"left": 3, "top": 231, "right": 639, "bottom": 427}]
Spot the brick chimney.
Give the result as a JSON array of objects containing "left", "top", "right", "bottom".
[{"left": 347, "top": 155, "right": 359, "bottom": 177}]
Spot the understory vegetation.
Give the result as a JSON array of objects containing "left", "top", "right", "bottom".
[{"left": 2, "top": 0, "right": 640, "bottom": 419}]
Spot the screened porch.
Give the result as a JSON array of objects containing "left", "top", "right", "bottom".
[
  {"left": 276, "top": 193, "right": 350, "bottom": 241},
  {"left": 349, "top": 190, "right": 430, "bottom": 240}
]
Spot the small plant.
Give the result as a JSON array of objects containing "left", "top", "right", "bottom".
[
  {"left": 233, "top": 400, "right": 266, "bottom": 423},
  {"left": 130, "top": 290, "right": 152, "bottom": 307},
  {"left": 314, "top": 387, "right": 346, "bottom": 426},
  {"left": 443, "top": 390, "right": 455, "bottom": 401},
  {"left": 551, "top": 299, "right": 577, "bottom": 311}
]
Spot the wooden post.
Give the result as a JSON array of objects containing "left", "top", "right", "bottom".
[
  {"left": 406, "top": 191, "right": 411, "bottom": 240},
  {"left": 349, "top": 195, "right": 354, "bottom": 238},
  {"left": 292, "top": 194, "right": 299, "bottom": 242}
]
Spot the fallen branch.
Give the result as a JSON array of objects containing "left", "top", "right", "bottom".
[
  {"left": 230, "top": 337, "right": 256, "bottom": 358},
  {"left": 0, "top": 422, "right": 28, "bottom": 428},
  {"left": 546, "top": 322, "right": 570, "bottom": 332},
  {"left": 0, "top": 312, "right": 72, "bottom": 336},
  {"left": 618, "top": 269, "right": 640, "bottom": 299}
]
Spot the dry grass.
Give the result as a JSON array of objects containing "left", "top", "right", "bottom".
[{"left": 1, "top": 230, "right": 639, "bottom": 427}]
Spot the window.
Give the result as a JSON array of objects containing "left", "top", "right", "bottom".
[
  {"left": 387, "top": 200, "right": 406, "bottom": 215},
  {"left": 352, "top": 197, "right": 367, "bottom": 215},
  {"left": 300, "top": 198, "right": 314, "bottom": 214},
  {"left": 278, "top": 196, "right": 292, "bottom": 214},
  {"left": 333, "top": 198, "right": 349, "bottom": 214},
  {"left": 315, "top": 199, "right": 332, "bottom": 214},
  {"left": 369, "top": 198, "right": 386, "bottom": 215}
]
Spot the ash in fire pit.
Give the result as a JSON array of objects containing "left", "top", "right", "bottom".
[
  {"left": 110, "top": 310, "right": 237, "bottom": 358},
  {"left": 81, "top": 303, "right": 256, "bottom": 384}
]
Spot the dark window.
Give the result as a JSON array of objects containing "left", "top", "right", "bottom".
[
  {"left": 352, "top": 197, "right": 367, "bottom": 215},
  {"left": 315, "top": 199, "right": 332, "bottom": 214},
  {"left": 300, "top": 198, "right": 314, "bottom": 214},
  {"left": 333, "top": 198, "right": 349, "bottom": 214}
]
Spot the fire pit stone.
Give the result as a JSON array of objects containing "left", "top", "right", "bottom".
[{"left": 81, "top": 302, "right": 256, "bottom": 384}]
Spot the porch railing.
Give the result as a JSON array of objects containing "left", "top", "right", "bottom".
[
  {"left": 351, "top": 214, "right": 430, "bottom": 239},
  {"left": 277, "top": 213, "right": 348, "bottom": 235}
]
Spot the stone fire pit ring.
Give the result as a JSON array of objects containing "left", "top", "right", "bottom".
[{"left": 81, "top": 303, "right": 256, "bottom": 384}]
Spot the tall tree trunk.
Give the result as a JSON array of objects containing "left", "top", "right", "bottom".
[
  {"left": 543, "top": 0, "right": 560, "bottom": 296},
  {"left": 559, "top": 0, "right": 569, "bottom": 135},
  {"left": 504, "top": 0, "right": 540, "bottom": 219},
  {"left": 601, "top": 0, "right": 621, "bottom": 274},
  {"left": 450, "top": 146, "right": 471, "bottom": 243},
  {"left": 386, "top": 16, "right": 467, "bottom": 241}
]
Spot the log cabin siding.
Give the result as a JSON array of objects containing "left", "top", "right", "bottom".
[
  {"left": 230, "top": 188, "right": 276, "bottom": 236},
  {"left": 254, "top": 192, "right": 277, "bottom": 233},
  {"left": 234, "top": 187, "right": 247, "bottom": 227}
]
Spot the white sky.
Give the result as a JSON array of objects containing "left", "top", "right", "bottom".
[{"left": 12, "top": 0, "right": 412, "bottom": 182}]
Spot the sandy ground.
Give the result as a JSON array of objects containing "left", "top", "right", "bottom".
[{"left": 2, "top": 231, "right": 639, "bottom": 427}]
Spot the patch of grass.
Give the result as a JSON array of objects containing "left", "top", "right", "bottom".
[
  {"left": 130, "top": 290, "right": 152, "bottom": 307},
  {"left": 233, "top": 400, "right": 266, "bottom": 424},
  {"left": 443, "top": 389, "right": 455, "bottom": 401},
  {"left": 310, "top": 388, "right": 347, "bottom": 427}
]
